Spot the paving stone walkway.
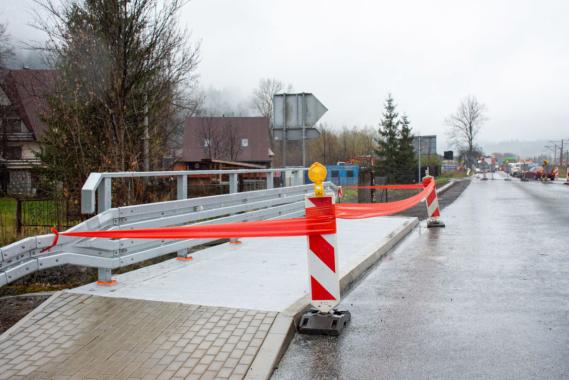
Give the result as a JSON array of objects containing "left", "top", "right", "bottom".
[{"left": 0, "top": 292, "right": 276, "bottom": 380}]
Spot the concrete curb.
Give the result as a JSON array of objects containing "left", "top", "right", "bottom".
[
  {"left": 245, "top": 217, "right": 419, "bottom": 380},
  {"left": 437, "top": 179, "right": 456, "bottom": 195}
]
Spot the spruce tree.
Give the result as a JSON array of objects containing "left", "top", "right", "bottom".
[
  {"left": 396, "top": 114, "right": 417, "bottom": 183},
  {"left": 375, "top": 94, "right": 400, "bottom": 183}
]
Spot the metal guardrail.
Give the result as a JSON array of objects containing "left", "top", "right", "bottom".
[
  {"left": 0, "top": 178, "right": 336, "bottom": 287},
  {"left": 81, "top": 167, "right": 307, "bottom": 214}
]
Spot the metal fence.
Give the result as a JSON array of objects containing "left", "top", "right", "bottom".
[{"left": 16, "top": 198, "right": 84, "bottom": 235}]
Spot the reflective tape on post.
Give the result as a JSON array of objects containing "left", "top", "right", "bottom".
[{"left": 305, "top": 195, "right": 340, "bottom": 313}]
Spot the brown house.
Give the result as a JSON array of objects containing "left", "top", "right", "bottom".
[
  {"left": 0, "top": 69, "right": 56, "bottom": 195},
  {"left": 178, "top": 116, "right": 273, "bottom": 170}
]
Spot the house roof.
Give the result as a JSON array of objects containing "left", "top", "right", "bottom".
[
  {"left": 1, "top": 69, "right": 56, "bottom": 138},
  {"left": 182, "top": 117, "right": 271, "bottom": 163}
]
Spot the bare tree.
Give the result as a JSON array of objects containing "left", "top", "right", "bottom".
[
  {"left": 251, "top": 78, "right": 291, "bottom": 121},
  {"left": 0, "top": 24, "right": 14, "bottom": 68},
  {"left": 198, "top": 118, "right": 242, "bottom": 161},
  {"left": 223, "top": 121, "right": 242, "bottom": 161},
  {"left": 308, "top": 124, "right": 378, "bottom": 165},
  {"left": 199, "top": 117, "right": 224, "bottom": 160},
  {"left": 446, "top": 95, "right": 487, "bottom": 168}
]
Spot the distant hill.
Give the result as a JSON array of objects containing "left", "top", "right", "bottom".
[{"left": 480, "top": 140, "right": 559, "bottom": 158}]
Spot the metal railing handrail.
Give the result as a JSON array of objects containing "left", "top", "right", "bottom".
[
  {"left": 0, "top": 181, "right": 336, "bottom": 287},
  {"left": 81, "top": 167, "right": 307, "bottom": 214}
]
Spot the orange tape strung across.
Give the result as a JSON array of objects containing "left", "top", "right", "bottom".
[
  {"left": 50, "top": 181, "right": 433, "bottom": 244},
  {"left": 347, "top": 184, "right": 423, "bottom": 190},
  {"left": 335, "top": 181, "right": 434, "bottom": 219},
  {"left": 61, "top": 214, "right": 336, "bottom": 240}
]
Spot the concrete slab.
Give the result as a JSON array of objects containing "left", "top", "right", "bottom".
[{"left": 71, "top": 217, "right": 414, "bottom": 313}]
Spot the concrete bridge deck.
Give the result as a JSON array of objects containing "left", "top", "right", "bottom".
[{"left": 0, "top": 216, "right": 417, "bottom": 380}]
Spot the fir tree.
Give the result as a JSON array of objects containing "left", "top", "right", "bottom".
[
  {"left": 375, "top": 94, "right": 400, "bottom": 183},
  {"left": 396, "top": 114, "right": 417, "bottom": 183}
]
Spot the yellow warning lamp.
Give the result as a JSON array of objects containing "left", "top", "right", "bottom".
[{"left": 308, "top": 162, "right": 327, "bottom": 197}]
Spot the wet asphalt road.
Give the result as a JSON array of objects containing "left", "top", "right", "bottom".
[{"left": 273, "top": 176, "right": 569, "bottom": 380}]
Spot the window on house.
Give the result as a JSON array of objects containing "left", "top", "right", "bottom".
[
  {"left": 331, "top": 170, "right": 339, "bottom": 177},
  {"left": 241, "top": 138, "right": 249, "bottom": 148},
  {"left": 4, "top": 146, "right": 22, "bottom": 160},
  {"left": 346, "top": 170, "right": 354, "bottom": 178}
]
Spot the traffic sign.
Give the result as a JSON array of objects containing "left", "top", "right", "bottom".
[
  {"left": 272, "top": 93, "right": 328, "bottom": 166},
  {"left": 272, "top": 93, "right": 327, "bottom": 130},
  {"left": 273, "top": 128, "right": 320, "bottom": 141}
]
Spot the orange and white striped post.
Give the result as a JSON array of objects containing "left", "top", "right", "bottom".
[
  {"left": 299, "top": 162, "right": 351, "bottom": 335},
  {"left": 305, "top": 195, "right": 340, "bottom": 313},
  {"left": 422, "top": 176, "right": 445, "bottom": 228}
]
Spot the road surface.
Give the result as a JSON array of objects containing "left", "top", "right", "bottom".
[{"left": 273, "top": 177, "right": 569, "bottom": 380}]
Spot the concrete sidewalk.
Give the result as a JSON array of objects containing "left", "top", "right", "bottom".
[{"left": 0, "top": 216, "right": 418, "bottom": 379}]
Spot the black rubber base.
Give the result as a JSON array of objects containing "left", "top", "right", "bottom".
[
  {"left": 298, "top": 309, "right": 351, "bottom": 336},
  {"left": 427, "top": 220, "right": 446, "bottom": 228}
]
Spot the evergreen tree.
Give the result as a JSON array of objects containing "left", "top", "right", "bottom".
[
  {"left": 396, "top": 114, "right": 417, "bottom": 183},
  {"left": 375, "top": 94, "right": 400, "bottom": 183}
]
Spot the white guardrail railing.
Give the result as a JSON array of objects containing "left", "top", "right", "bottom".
[{"left": 1, "top": 167, "right": 337, "bottom": 287}]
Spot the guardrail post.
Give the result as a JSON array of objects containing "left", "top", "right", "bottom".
[
  {"left": 266, "top": 172, "right": 274, "bottom": 189},
  {"left": 177, "top": 174, "right": 188, "bottom": 199},
  {"left": 176, "top": 175, "right": 191, "bottom": 260},
  {"left": 295, "top": 169, "right": 304, "bottom": 186},
  {"left": 97, "top": 177, "right": 112, "bottom": 213},
  {"left": 229, "top": 173, "right": 238, "bottom": 194},
  {"left": 228, "top": 173, "right": 241, "bottom": 244},
  {"left": 96, "top": 177, "right": 114, "bottom": 284},
  {"left": 97, "top": 268, "right": 116, "bottom": 286}
]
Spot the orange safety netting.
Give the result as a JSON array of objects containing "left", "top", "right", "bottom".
[{"left": 51, "top": 180, "right": 434, "bottom": 243}]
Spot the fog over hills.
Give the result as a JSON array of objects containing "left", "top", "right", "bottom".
[{"left": 480, "top": 140, "right": 563, "bottom": 158}]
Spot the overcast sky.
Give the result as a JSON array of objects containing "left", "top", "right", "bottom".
[{"left": 2, "top": 0, "right": 569, "bottom": 151}]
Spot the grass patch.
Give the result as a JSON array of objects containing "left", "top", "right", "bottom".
[{"left": 436, "top": 170, "right": 469, "bottom": 188}]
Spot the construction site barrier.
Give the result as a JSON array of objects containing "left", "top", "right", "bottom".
[
  {"left": 55, "top": 179, "right": 437, "bottom": 240},
  {"left": 0, "top": 182, "right": 333, "bottom": 287},
  {"left": 0, "top": 162, "right": 445, "bottom": 335}
]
